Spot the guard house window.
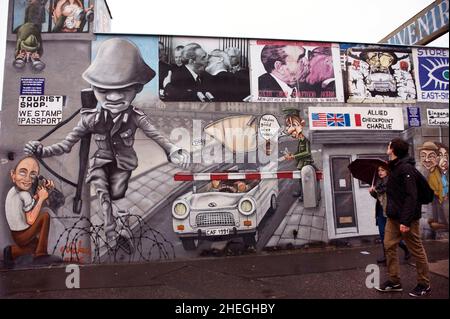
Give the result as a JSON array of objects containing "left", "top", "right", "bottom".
[{"left": 12, "top": 0, "right": 91, "bottom": 34}]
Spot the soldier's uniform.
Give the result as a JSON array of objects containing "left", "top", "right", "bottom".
[
  {"left": 29, "top": 38, "right": 181, "bottom": 237},
  {"left": 40, "top": 106, "right": 179, "bottom": 234},
  {"left": 293, "top": 136, "right": 314, "bottom": 170},
  {"left": 293, "top": 136, "right": 314, "bottom": 200}
]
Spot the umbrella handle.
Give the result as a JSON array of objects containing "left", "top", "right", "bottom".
[{"left": 371, "top": 172, "right": 376, "bottom": 187}]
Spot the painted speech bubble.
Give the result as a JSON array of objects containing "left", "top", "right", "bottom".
[{"left": 259, "top": 114, "right": 281, "bottom": 140}]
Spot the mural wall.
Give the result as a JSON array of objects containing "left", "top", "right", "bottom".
[{"left": 1, "top": 0, "right": 448, "bottom": 269}]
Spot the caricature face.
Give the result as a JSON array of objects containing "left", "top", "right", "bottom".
[
  {"left": 438, "top": 147, "right": 448, "bottom": 173},
  {"left": 211, "top": 180, "right": 221, "bottom": 189},
  {"left": 286, "top": 116, "right": 304, "bottom": 139},
  {"left": 420, "top": 149, "right": 438, "bottom": 172},
  {"left": 378, "top": 166, "right": 388, "bottom": 179},
  {"left": 11, "top": 157, "right": 39, "bottom": 191},
  {"left": 366, "top": 52, "right": 395, "bottom": 72},
  {"left": 93, "top": 85, "right": 140, "bottom": 114}
]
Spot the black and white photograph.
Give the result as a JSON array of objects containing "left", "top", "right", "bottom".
[{"left": 158, "top": 36, "right": 250, "bottom": 102}]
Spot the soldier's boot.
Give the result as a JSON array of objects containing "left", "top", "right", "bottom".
[
  {"left": 100, "top": 196, "right": 117, "bottom": 241},
  {"left": 30, "top": 52, "right": 45, "bottom": 72},
  {"left": 13, "top": 50, "right": 27, "bottom": 69},
  {"left": 116, "top": 211, "right": 134, "bottom": 255}
]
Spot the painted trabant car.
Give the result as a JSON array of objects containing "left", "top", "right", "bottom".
[{"left": 172, "top": 167, "right": 278, "bottom": 250}]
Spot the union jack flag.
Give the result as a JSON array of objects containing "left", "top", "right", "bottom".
[{"left": 326, "top": 113, "right": 351, "bottom": 127}]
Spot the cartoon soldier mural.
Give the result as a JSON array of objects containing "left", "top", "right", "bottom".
[
  {"left": 13, "top": 0, "right": 47, "bottom": 71},
  {"left": 282, "top": 109, "right": 315, "bottom": 202},
  {"left": 24, "top": 38, "right": 190, "bottom": 241}
]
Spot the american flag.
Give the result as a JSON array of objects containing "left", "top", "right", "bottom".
[{"left": 311, "top": 113, "right": 327, "bottom": 127}]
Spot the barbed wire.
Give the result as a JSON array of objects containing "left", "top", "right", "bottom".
[{"left": 51, "top": 213, "right": 176, "bottom": 264}]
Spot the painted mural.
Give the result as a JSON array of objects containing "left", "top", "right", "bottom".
[
  {"left": 12, "top": 0, "right": 94, "bottom": 72},
  {"left": 250, "top": 40, "right": 344, "bottom": 103},
  {"left": 412, "top": 48, "right": 449, "bottom": 103},
  {"left": 418, "top": 141, "right": 449, "bottom": 237},
  {"left": 343, "top": 45, "right": 417, "bottom": 103},
  {"left": 158, "top": 37, "right": 250, "bottom": 102},
  {"left": 0, "top": 2, "right": 448, "bottom": 270}
]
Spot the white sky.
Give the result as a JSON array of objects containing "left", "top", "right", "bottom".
[{"left": 0, "top": 0, "right": 448, "bottom": 108}]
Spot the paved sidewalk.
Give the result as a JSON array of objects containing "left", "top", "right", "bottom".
[{"left": 1, "top": 240, "right": 447, "bottom": 299}]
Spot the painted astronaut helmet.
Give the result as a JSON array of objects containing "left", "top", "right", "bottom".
[{"left": 82, "top": 38, "right": 156, "bottom": 89}]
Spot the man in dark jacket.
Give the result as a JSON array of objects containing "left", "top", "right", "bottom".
[{"left": 376, "top": 138, "right": 431, "bottom": 297}]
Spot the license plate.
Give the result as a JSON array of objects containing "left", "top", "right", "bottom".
[{"left": 206, "top": 228, "right": 230, "bottom": 236}]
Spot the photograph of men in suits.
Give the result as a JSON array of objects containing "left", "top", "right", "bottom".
[
  {"left": 258, "top": 44, "right": 309, "bottom": 98},
  {"left": 163, "top": 43, "right": 209, "bottom": 101},
  {"left": 205, "top": 49, "right": 239, "bottom": 102},
  {"left": 159, "top": 37, "right": 251, "bottom": 102}
]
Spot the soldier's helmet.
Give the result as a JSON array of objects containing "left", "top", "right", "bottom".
[{"left": 83, "top": 38, "right": 156, "bottom": 89}]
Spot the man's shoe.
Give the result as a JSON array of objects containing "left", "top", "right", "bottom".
[
  {"left": 3, "top": 246, "right": 14, "bottom": 269},
  {"left": 375, "top": 280, "right": 403, "bottom": 292},
  {"left": 409, "top": 284, "right": 431, "bottom": 297},
  {"left": 292, "top": 192, "right": 301, "bottom": 197},
  {"left": 377, "top": 256, "right": 386, "bottom": 264}
]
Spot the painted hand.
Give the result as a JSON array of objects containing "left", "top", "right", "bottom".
[
  {"left": 170, "top": 149, "right": 190, "bottom": 169},
  {"left": 37, "top": 186, "right": 49, "bottom": 201},
  {"left": 24, "top": 141, "right": 43, "bottom": 157},
  {"left": 163, "top": 70, "right": 172, "bottom": 88},
  {"left": 284, "top": 153, "right": 294, "bottom": 161},
  {"left": 44, "top": 179, "right": 55, "bottom": 190}
]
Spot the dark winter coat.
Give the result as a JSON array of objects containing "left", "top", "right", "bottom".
[{"left": 386, "top": 156, "right": 421, "bottom": 227}]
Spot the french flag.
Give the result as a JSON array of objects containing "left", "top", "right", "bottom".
[{"left": 354, "top": 114, "right": 362, "bottom": 127}]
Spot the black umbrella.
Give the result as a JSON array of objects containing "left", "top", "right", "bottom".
[{"left": 348, "top": 159, "right": 388, "bottom": 186}]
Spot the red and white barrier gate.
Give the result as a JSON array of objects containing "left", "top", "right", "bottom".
[{"left": 174, "top": 170, "right": 323, "bottom": 182}]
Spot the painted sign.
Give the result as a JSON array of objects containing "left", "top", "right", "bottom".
[
  {"left": 345, "top": 46, "right": 416, "bottom": 103},
  {"left": 379, "top": 0, "right": 449, "bottom": 45},
  {"left": 427, "top": 108, "right": 449, "bottom": 126},
  {"left": 250, "top": 40, "right": 344, "bottom": 102},
  {"left": 407, "top": 106, "right": 422, "bottom": 127},
  {"left": 17, "top": 95, "right": 64, "bottom": 125},
  {"left": 413, "top": 48, "right": 449, "bottom": 103},
  {"left": 308, "top": 107, "right": 404, "bottom": 130},
  {"left": 20, "top": 78, "right": 45, "bottom": 95}
]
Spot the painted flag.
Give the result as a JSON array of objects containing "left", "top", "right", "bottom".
[
  {"left": 354, "top": 114, "right": 362, "bottom": 126},
  {"left": 311, "top": 113, "right": 327, "bottom": 127},
  {"left": 327, "top": 113, "right": 351, "bottom": 127}
]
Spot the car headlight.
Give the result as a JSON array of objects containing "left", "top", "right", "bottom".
[
  {"left": 238, "top": 198, "right": 255, "bottom": 216},
  {"left": 172, "top": 201, "right": 189, "bottom": 219}
]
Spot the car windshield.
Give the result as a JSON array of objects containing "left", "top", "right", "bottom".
[
  {"left": 195, "top": 179, "right": 260, "bottom": 194},
  {"left": 192, "top": 164, "right": 264, "bottom": 194}
]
